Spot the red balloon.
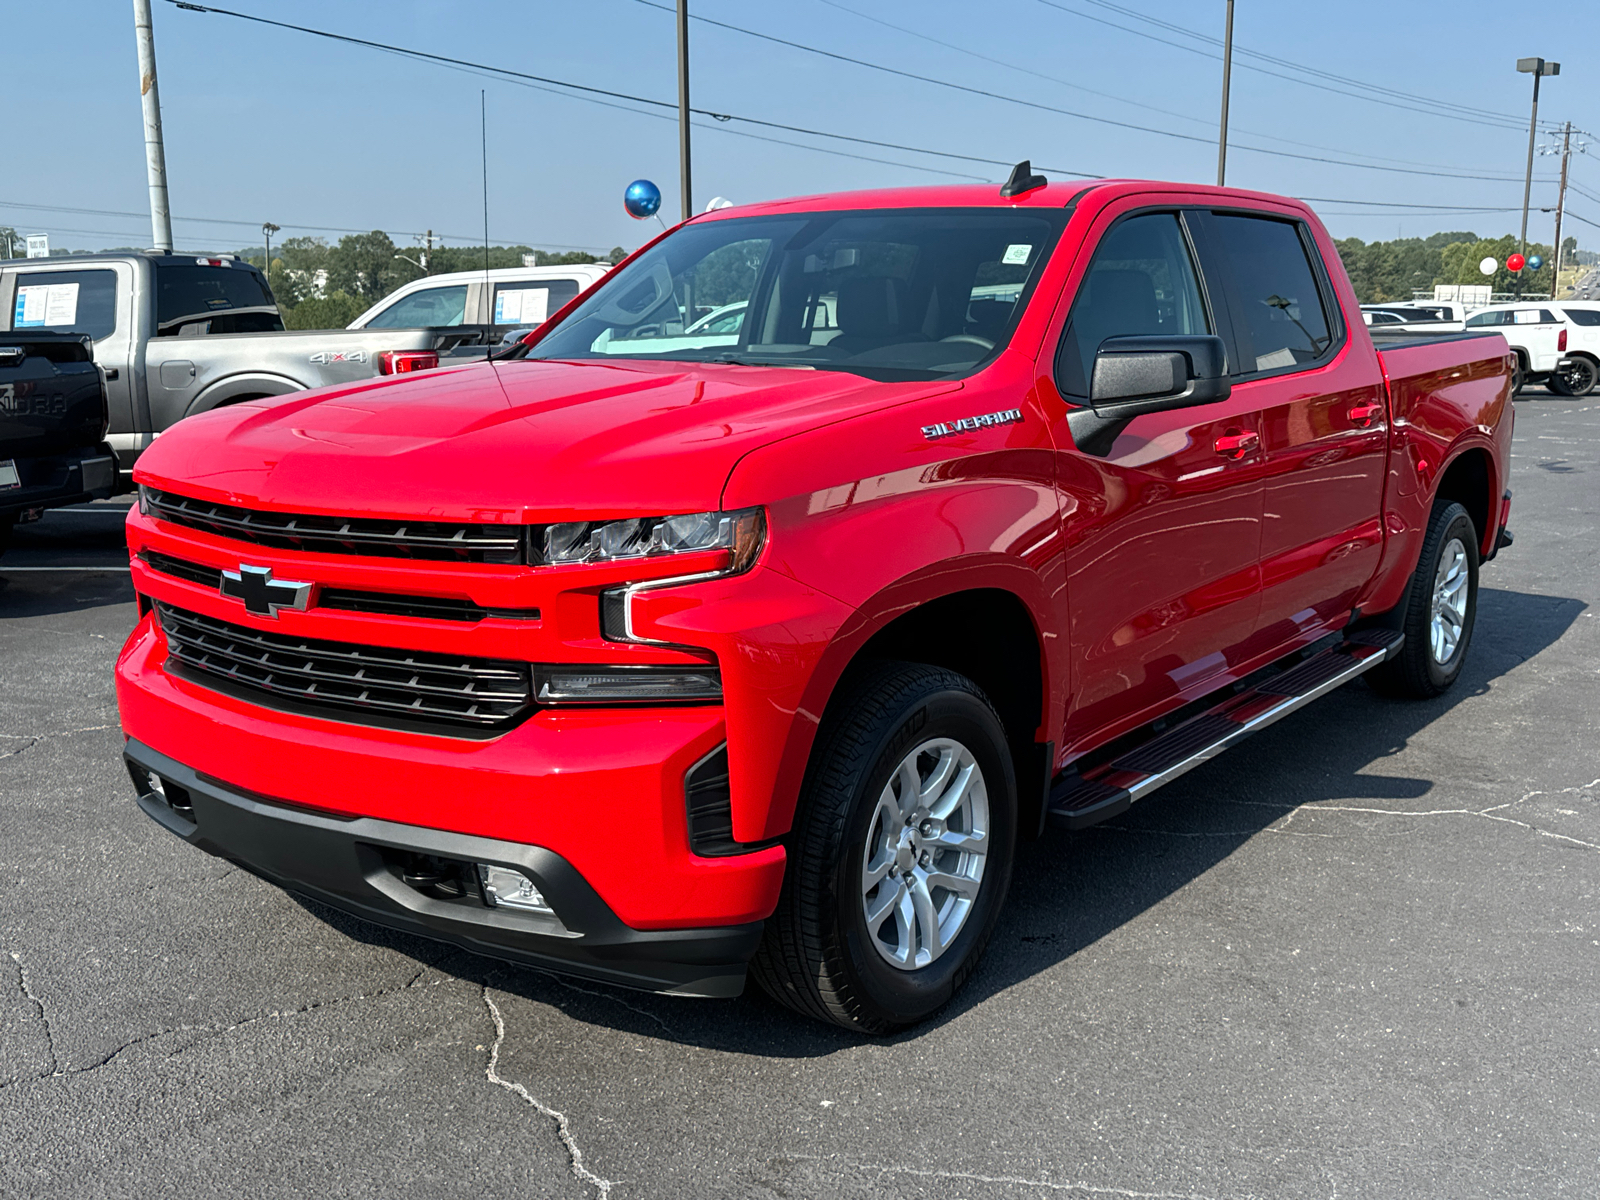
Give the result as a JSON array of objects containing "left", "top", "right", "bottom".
[{"left": 1507, "top": 253, "right": 1526, "bottom": 272}]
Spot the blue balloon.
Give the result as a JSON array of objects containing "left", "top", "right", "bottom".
[
  {"left": 624, "top": 179, "right": 662, "bottom": 220},
  {"left": 1528, "top": 254, "right": 1544, "bottom": 269}
]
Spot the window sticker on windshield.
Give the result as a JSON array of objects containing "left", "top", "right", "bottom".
[
  {"left": 1001, "top": 244, "right": 1032, "bottom": 266},
  {"left": 13, "top": 283, "right": 78, "bottom": 328},
  {"left": 495, "top": 288, "right": 549, "bottom": 326}
]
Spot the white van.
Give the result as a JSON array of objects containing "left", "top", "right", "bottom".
[{"left": 349, "top": 264, "right": 611, "bottom": 332}]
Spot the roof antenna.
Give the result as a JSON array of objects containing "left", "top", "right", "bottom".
[{"left": 1000, "top": 160, "right": 1048, "bottom": 199}]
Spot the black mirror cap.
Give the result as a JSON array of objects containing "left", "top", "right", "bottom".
[{"left": 1090, "top": 334, "right": 1230, "bottom": 411}]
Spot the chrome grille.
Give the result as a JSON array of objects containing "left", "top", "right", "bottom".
[
  {"left": 144, "top": 488, "right": 526, "bottom": 564},
  {"left": 155, "top": 602, "right": 533, "bottom": 732}
]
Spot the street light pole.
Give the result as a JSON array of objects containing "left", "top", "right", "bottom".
[
  {"left": 132, "top": 0, "right": 173, "bottom": 252},
  {"left": 677, "top": 0, "right": 692, "bottom": 223},
  {"left": 1516, "top": 56, "right": 1558, "bottom": 298},
  {"left": 1216, "top": 0, "right": 1234, "bottom": 187}
]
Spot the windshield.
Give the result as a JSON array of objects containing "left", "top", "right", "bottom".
[{"left": 521, "top": 208, "right": 1069, "bottom": 379}]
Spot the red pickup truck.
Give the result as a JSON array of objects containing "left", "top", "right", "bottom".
[{"left": 117, "top": 172, "right": 1514, "bottom": 1032}]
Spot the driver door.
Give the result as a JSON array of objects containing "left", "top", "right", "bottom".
[{"left": 1045, "top": 206, "right": 1267, "bottom": 754}]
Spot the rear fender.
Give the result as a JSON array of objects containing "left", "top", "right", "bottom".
[{"left": 185, "top": 373, "right": 304, "bottom": 417}]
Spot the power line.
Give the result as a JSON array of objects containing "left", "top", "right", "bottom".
[
  {"left": 166, "top": 1, "right": 1096, "bottom": 183},
  {"left": 1073, "top": 0, "right": 1547, "bottom": 130},
  {"left": 1039, "top": 0, "right": 1560, "bottom": 135},
  {"left": 809, "top": 0, "right": 1512, "bottom": 175},
  {"left": 633, "top": 0, "right": 1557, "bottom": 184}
]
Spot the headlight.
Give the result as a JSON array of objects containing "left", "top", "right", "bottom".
[
  {"left": 534, "top": 664, "right": 722, "bottom": 705},
  {"left": 544, "top": 507, "right": 764, "bottom": 572}
]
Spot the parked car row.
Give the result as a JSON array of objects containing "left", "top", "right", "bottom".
[
  {"left": 0, "top": 253, "right": 611, "bottom": 485},
  {"left": 1363, "top": 299, "right": 1600, "bottom": 395}
]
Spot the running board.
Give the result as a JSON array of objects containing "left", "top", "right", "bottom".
[{"left": 1048, "top": 628, "right": 1404, "bottom": 831}]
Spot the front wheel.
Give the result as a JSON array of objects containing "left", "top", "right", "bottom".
[
  {"left": 750, "top": 662, "right": 1017, "bottom": 1033},
  {"left": 1366, "top": 501, "right": 1479, "bottom": 698}
]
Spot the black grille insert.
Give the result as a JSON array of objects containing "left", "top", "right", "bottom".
[
  {"left": 155, "top": 601, "right": 533, "bottom": 732},
  {"left": 142, "top": 550, "right": 538, "bottom": 624},
  {"left": 144, "top": 488, "right": 527, "bottom": 564}
]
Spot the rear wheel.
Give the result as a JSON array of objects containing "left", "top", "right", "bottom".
[
  {"left": 1366, "top": 501, "right": 1479, "bottom": 699},
  {"left": 1510, "top": 355, "right": 1526, "bottom": 397},
  {"left": 751, "top": 662, "right": 1017, "bottom": 1033},
  {"left": 1550, "top": 356, "right": 1598, "bottom": 397}
]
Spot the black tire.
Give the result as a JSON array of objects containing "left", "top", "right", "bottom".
[
  {"left": 1366, "top": 501, "right": 1479, "bottom": 699},
  {"left": 1550, "top": 356, "right": 1598, "bottom": 397},
  {"left": 750, "top": 661, "right": 1017, "bottom": 1033},
  {"left": 1510, "top": 355, "right": 1526, "bottom": 397}
]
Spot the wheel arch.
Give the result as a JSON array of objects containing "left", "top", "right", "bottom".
[
  {"left": 777, "top": 570, "right": 1061, "bottom": 842},
  {"left": 185, "top": 373, "right": 305, "bottom": 416},
  {"left": 1433, "top": 443, "right": 1497, "bottom": 560}
]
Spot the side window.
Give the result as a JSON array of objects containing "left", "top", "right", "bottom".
[
  {"left": 1562, "top": 309, "right": 1600, "bottom": 326},
  {"left": 1538, "top": 309, "right": 1559, "bottom": 324},
  {"left": 365, "top": 285, "right": 469, "bottom": 328},
  {"left": 1512, "top": 310, "right": 1543, "bottom": 325},
  {"left": 11, "top": 269, "right": 118, "bottom": 340},
  {"left": 493, "top": 279, "right": 581, "bottom": 326},
  {"left": 1211, "top": 214, "right": 1334, "bottom": 374},
  {"left": 1055, "top": 212, "right": 1209, "bottom": 398}
]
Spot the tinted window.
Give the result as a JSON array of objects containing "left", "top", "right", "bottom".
[
  {"left": 1466, "top": 310, "right": 1504, "bottom": 327},
  {"left": 154, "top": 263, "right": 281, "bottom": 336},
  {"left": 10, "top": 269, "right": 118, "bottom": 340},
  {"left": 1212, "top": 215, "right": 1333, "bottom": 373},
  {"left": 365, "top": 284, "right": 470, "bottom": 328},
  {"left": 1055, "top": 212, "right": 1209, "bottom": 397},
  {"left": 492, "top": 279, "right": 580, "bottom": 326},
  {"left": 526, "top": 208, "right": 1070, "bottom": 380},
  {"left": 1562, "top": 308, "right": 1600, "bottom": 326}
]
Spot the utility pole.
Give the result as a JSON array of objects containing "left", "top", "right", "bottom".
[
  {"left": 677, "top": 0, "right": 692, "bottom": 222},
  {"left": 262, "top": 222, "right": 279, "bottom": 281},
  {"left": 1216, "top": 0, "right": 1235, "bottom": 187},
  {"left": 424, "top": 229, "right": 433, "bottom": 273},
  {"left": 1550, "top": 121, "right": 1572, "bottom": 299},
  {"left": 133, "top": 0, "right": 173, "bottom": 252},
  {"left": 1516, "top": 56, "right": 1559, "bottom": 299}
]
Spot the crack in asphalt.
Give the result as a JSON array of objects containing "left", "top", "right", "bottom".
[
  {"left": 1101, "top": 778, "right": 1599, "bottom": 851},
  {"left": 8, "top": 952, "right": 61, "bottom": 1078},
  {"left": 481, "top": 986, "right": 615, "bottom": 1199},
  {"left": 785, "top": 1154, "right": 1236, "bottom": 1198},
  {"left": 0, "top": 724, "right": 118, "bottom": 762},
  {"left": 0, "top": 969, "right": 449, "bottom": 1092}
]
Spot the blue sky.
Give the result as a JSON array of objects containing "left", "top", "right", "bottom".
[{"left": 9, "top": 0, "right": 1599, "bottom": 257}]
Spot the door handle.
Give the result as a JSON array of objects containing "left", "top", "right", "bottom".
[
  {"left": 1348, "top": 402, "right": 1383, "bottom": 427},
  {"left": 1214, "top": 430, "right": 1259, "bottom": 459}
]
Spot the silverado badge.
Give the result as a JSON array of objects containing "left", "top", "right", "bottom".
[{"left": 921, "top": 407, "right": 1025, "bottom": 440}]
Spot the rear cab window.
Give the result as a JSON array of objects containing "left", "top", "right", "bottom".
[
  {"left": 366, "top": 285, "right": 469, "bottom": 328},
  {"left": 1207, "top": 213, "right": 1337, "bottom": 376},
  {"left": 154, "top": 262, "right": 283, "bottom": 336},
  {"left": 9, "top": 269, "right": 119, "bottom": 340}
]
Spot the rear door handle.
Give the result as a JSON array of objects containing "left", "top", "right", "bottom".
[
  {"left": 1214, "top": 431, "right": 1259, "bottom": 458},
  {"left": 1348, "top": 402, "right": 1383, "bottom": 426}
]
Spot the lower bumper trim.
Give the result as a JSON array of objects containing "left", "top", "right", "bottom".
[{"left": 123, "top": 737, "right": 763, "bottom": 998}]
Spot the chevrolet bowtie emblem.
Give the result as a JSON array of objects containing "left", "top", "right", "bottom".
[{"left": 219, "top": 564, "right": 313, "bottom": 618}]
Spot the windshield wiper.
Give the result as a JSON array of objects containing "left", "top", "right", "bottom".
[{"left": 708, "top": 353, "right": 818, "bottom": 369}]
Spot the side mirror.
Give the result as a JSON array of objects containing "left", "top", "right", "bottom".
[{"left": 1089, "top": 335, "right": 1230, "bottom": 414}]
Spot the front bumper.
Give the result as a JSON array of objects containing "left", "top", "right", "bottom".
[{"left": 125, "top": 737, "right": 764, "bottom": 997}]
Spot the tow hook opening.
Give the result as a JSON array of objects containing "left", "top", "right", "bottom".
[{"left": 128, "top": 761, "right": 195, "bottom": 819}]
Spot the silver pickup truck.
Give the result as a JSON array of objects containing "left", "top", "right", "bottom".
[{"left": 0, "top": 251, "right": 476, "bottom": 482}]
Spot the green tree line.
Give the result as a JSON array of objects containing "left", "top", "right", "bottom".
[
  {"left": 1334, "top": 231, "right": 1572, "bottom": 302},
  {"left": 236, "top": 231, "right": 626, "bottom": 329}
]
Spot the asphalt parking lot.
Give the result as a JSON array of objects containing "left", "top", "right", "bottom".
[{"left": 2, "top": 388, "right": 1596, "bottom": 1200}]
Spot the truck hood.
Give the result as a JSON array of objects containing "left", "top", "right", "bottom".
[{"left": 133, "top": 358, "right": 961, "bottom": 522}]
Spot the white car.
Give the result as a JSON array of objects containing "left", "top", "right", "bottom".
[
  {"left": 1360, "top": 305, "right": 1464, "bottom": 333},
  {"left": 349, "top": 264, "right": 611, "bottom": 332},
  {"left": 1462, "top": 301, "right": 1582, "bottom": 394}
]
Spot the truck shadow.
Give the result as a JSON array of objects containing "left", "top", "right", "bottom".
[
  {"left": 0, "top": 504, "right": 137, "bottom": 619},
  {"left": 310, "top": 584, "right": 1585, "bottom": 1054}
]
